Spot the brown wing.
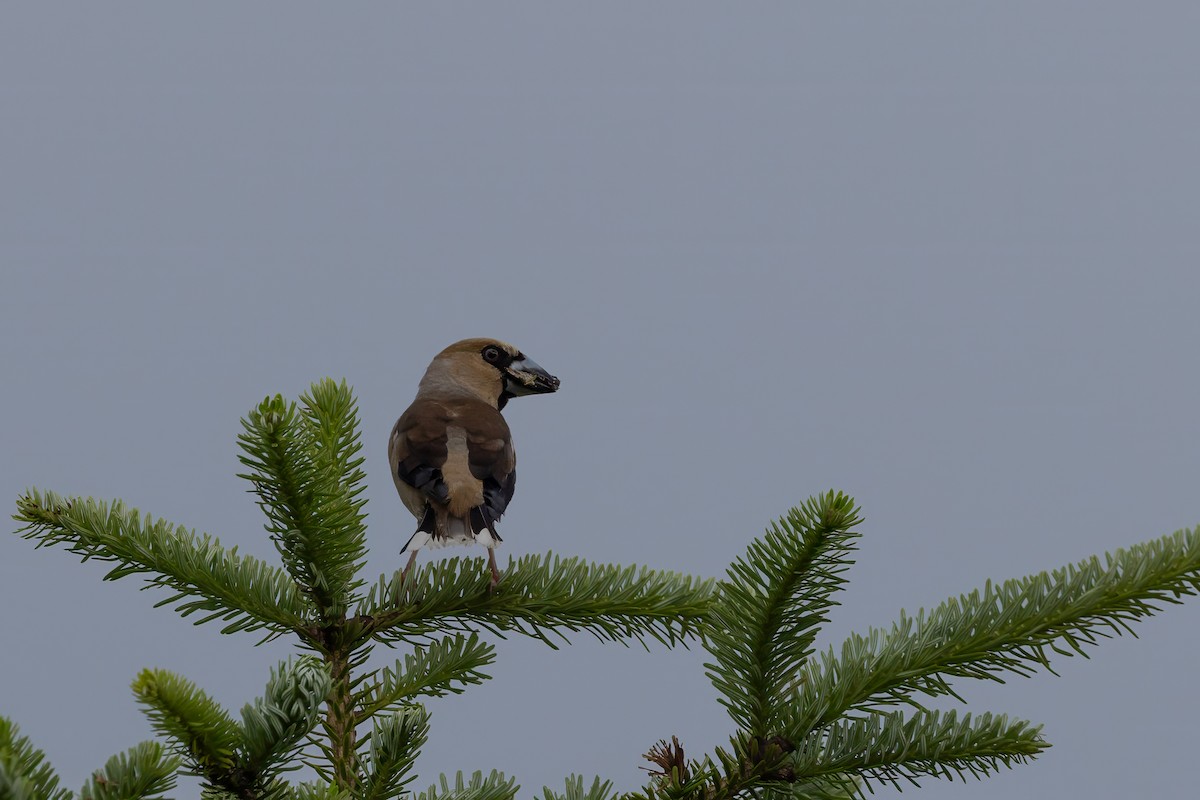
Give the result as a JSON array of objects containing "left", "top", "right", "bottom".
[{"left": 389, "top": 397, "right": 452, "bottom": 509}]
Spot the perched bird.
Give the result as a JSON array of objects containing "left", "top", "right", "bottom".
[{"left": 389, "top": 338, "right": 560, "bottom": 587}]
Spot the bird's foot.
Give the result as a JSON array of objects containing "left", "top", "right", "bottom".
[
  {"left": 487, "top": 550, "right": 502, "bottom": 591},
  {"left": 400, "top": 550, "right": 419, "bottom": 587}
]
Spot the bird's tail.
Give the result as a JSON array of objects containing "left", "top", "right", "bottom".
[
  {"left": 402, "top": 505, "right": 502, "bottom": 552},
  {"left": 470, "top": 505, "right": 503, "bottom": 548}
]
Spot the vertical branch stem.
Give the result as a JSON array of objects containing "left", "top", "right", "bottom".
[{"left": 325, "top": 645, "right": 359, "bottom": 793}]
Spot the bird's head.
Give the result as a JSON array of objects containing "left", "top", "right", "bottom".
[{"left": 421, "top": 338, "right": 560, "bottom": 409}]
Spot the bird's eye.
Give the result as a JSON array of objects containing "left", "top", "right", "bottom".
[{"left": 482, "top": 346, "right": 502, "bottom": 363}]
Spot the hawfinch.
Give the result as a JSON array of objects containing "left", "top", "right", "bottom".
[{"left": 389, "top": 338, "right": 560, "bottom": 586}]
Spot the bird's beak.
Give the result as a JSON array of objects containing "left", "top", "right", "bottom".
[{"left": 503, "top": 356, "right": 560, "bottom": 396}]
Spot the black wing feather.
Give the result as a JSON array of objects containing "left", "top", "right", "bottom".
[{"left": 397, "top": 459, "right": 450, "bottom": 504}]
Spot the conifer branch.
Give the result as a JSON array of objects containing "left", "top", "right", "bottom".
[
  {"left": 237, "top": 380, "right": 368, "bottom": 621},
  {"left": 131, "top": 669, "right": 242, "bottom": 777},
  {"left": 14, "top": 490, "right": 309, "bottom": 635},
  {"left": 0, "top": 718, "right": 71, "bottom": 800},
  {"left": 286, "top": 783, "right": 349, "bottom": 800},
  {"left": 632, "top": 709, "right": 1040, "bottom": 800},
  {"left": 540, "top": 776, "right": 615, "bottom": 800},
  {"left": 413, "top": 771, "right": 519, "bottom": 800},
  {"left": 629, "top": 735, "right": 783, "bottom": 800},
  {"left": 355, "top": 634, "right": 495, "bottom": 718},
  {"left": 237, "top": 658, "right": 332, "bottom": 785},
  {"left": 359, "top": 555, "right": 715, "bottom": 648},
  {"left": 785, "top": 526, "right": 1200, "bottom": 737},
  {"left": 769, "top": 778, "right": 859, "bottom": 800},
  {"left": 789, "top": 710, "right": 1045, "bottom": 791},
  {"left": 133, "top": 661, "right": 329, "bottom": 800},
  {"left": 78, "top": 742, "right": 181, "bottom": 800},
  {"left": 357, "top": 707, "right": 430, "bottom": 800},
  {"left": 704, "top": 492, "right": 861, "bottom": 736}
]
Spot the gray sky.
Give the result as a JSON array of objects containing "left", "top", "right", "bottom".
[{"left": 2, "top": 4, "right": 1198, "bottom": 798}]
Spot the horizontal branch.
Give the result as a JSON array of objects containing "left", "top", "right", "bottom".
[
  {"left": 358, "top": 554, "right": 715, "bottom": 648},
  {"left": 14, "top": 490, "right": 309, "bottom": 635},
  {"left": 791, "top": 710, "right": 1046, "bottom": 790},
  {"left": 787, "top": 525, "right": 1200, "bottom": 737},
  {"left": 356, "top": 634, "right": 495, "bottom": 719}
]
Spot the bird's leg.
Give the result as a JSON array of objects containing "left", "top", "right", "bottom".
[
  {"left": 399, "top": 550, "right": 419, "bottom": 585},
  {"left": 487, "top": 548, "right": 501, "bottom": 589}
]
